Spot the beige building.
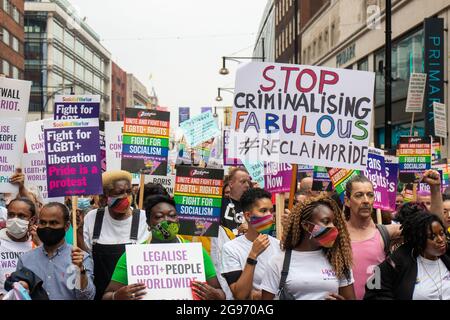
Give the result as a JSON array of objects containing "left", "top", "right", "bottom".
[
  {"left": 126, "top": 73, "right": 150, "bottom": 108},
  {"left": 301, "top": 0, "right": 449, "bottom": 154}
]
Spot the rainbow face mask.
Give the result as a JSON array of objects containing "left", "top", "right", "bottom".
[
  {"left": 304, "top": 221, "right": 339, "bottom": 248},
  {"left": 107, "top": 195, "right": 131, "bottom": 213},
  {"left": 250, "top": 214, "right": 274, "bottom": 235}
]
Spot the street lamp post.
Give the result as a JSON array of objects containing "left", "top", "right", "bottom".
[
  {"left": 219, "top": 38, "right": 265, "bottom": 75},
  {"left": 215, "top": 87, "right": 234, "bottom": 102},
  {"left": 41, "top": 84, "right": 74, "bottom": 120},
  {"left": 385, "top": 0, "right": 392, "bottom": 149}
]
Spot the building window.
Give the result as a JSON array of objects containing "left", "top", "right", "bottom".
[
  {"left": 53, "top": 48, "right": 63, "bottom": 67},
  {"left": 75, "top": 39, "right": 84, "bottom": 57},
  {"left": 12, "top": 66, "right": 18, "bottom": 79},
  {"left": 53, "top": 21, "right": 63, "bottom": 40},
  {"left": 64, "top": 55, "right": 74, "bottom": 73},
  {"left": 12, "top": 6, "right": 19, "bottom": 24},
  {"left": 357, "top": 58, "right": 369, "bottom": 71},
  {"left": 2, "top": 0, "right": 9, "bottom": 13},
  {"left": 12, "top": 37, "right": 19, "bottom": 52},
  {"left": 64, "top": 30, "right": 74, "bottom": 50},
  {"left": 75, "top": 63, "right": 84, "bottom": 80},
  {"left": 2, "top": 28, "right": 9, "bottom": 46},
  {"left": 374, "top": 28, "right": 424, "bottom": 107},
  {"left": 2, "top": 60, "right": 10, "bottom": 76}
]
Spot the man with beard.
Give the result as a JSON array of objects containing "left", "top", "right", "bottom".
[
  {"left": 344, "top": 175, "right": 402, "bottom": 300},
  {"left": 13, "top": 202, "right": 95, "bottom": 300}
]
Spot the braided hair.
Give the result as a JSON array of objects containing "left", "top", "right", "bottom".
[
  {"left": 401, "top": 210, "right": 446, "bottom": 257},
  {"left": 282, "top": 194, "right": 353, "bottom": 280}
]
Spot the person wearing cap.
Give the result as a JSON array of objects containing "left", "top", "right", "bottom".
[{"left": 83, "top": 170, "right": 150, "bottom": 300}]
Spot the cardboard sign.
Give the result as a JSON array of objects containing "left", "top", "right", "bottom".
[
  {"left": 105, "top": 121, "right": 140, "bottom": 184},
  {"left": 22, "top": 153, "right": 63, "bottom": 203},
  {"left": 223, "top": 129, "right": 242, "bottom": 166},
  {"left": 0, "top": 77, "right": 31, "bottom": 119},
  {"left": 385, "top": 154, "right": 399, "bottom": 211},
  {"left": 25, "top": 120, "right": 45, "bottom": 154},
  {"left": 432, "top": 141, "right": 441, "bottom": 161},
  {"left": 328, "top": 168, "right": 360, "bottom": 202},
  {"left": 44, "top": 118, "right": 103, "bottom": 197},
  {"left": 180, "top": 112, "right": 220, "bottom": 147},
  {"left": 125, "top": 243, "right": 205, "bottom": 300},
  {"left": 243, "top": 161, "right": 265, "bottom": 189},
  {"left": 144, "top": 175, "right": 175, "bottom": 197},
  {"left": 364, "top": 147, "right": 389, "bottom": 210},
  {"left": 264, "top": 162, "right": 292, "bottom": 194},
  {"left": 229, "top": 62, "right": 375, "bottom": 170},
  {"left": 0, "top": 118, "right": 25, "bottom": 193},
  {"left": 398, "top": 137, "right": 431, "bottom": 183},
  {"left": 121, "top": 108, "right": 170, "bottom": 176},
  {"left": 405, "top": 73, "right": 427, "bottom": 113},
  {"left": 312, "top": 166, "right": 331, "bottom": 191},
  {"left": 174, "top": 166, "right": 224, "bottom": 237},
  {"left": 54, "top": 95, "right": 100, "bottom": 119},
  {"left": 433, "top": 102, "right": 447, "bottom": 138}
]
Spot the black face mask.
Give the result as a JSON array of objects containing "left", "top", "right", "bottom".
[{"left": 37, "top": 227, "right": 66, "bottom": 246}]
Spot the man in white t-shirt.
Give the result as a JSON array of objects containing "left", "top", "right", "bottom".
[
  {"left": 0, "top": 198, "right": 36, "bottom": 298},
  {"left": 221, "top": 188, "right": 281, "bottom": 300},
  {"left": 83, "top": 170, "right": 149, "bottom": 300}
]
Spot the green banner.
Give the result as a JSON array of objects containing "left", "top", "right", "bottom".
[{"left": 122, "top": 135, "right": 169, "bottom": 148}]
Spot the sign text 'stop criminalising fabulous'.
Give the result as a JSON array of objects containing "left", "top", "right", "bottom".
[{"left": 230, "top": 62, "right": 375, "bottom": 170}]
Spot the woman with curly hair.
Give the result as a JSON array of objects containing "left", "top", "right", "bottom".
[
  {"left": 364, "top": 210, "right": 450, "bottom": 300},
  {"left": 261, "top": 195, "right": 355, "bottom": 300}
]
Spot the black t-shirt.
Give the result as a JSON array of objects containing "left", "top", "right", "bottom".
[{"left": 221, "top": 198, "right": 244, "bottom": 232}]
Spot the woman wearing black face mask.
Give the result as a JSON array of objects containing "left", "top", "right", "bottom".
[{"left": 13, "top": 202, "right": 95, "bottom": 300}]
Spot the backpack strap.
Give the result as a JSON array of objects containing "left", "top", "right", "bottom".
[
  {"left": 376, "top": 224, "right": 391, "bottom": 256},
  {"left": 129, "top": 209, "right": 141, "bottom": 243},
  {"left": 92, "top": 208, "right": 105, "bottom": 243},
  {"left": 279, "top": 249, "right": 292, "bottom": 291}
]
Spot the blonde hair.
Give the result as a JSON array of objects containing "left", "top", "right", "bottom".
[
  {"left": 102, "top": 170, "right": 132, "bottom": 192},
  {"left": 282, "top": 195, "right": 353, "bottom": 279}
]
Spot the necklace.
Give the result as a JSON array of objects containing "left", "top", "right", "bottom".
[{"left": 419, "top": 256, "right": 443, "bottom": 300}]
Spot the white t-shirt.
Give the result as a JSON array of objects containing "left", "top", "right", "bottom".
[
  {"left": 260, "top": 249, "right": 354, "bottom": 300},
  {"left": 83, "top": 207, "right": 150, "bottom": 252},
  {"left": 210, "top": 226, "right": 235, "bottom": 300},
  {"left": 413, "top": 256, "right": 450, "bottom": 300},
  {"left": 0, "top": 229, "right": 34, "bottom": 294},
  {"left": 221, "top": 234, "right": 281, "bottom": 291}
]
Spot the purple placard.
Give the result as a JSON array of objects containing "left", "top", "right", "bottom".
[
  {"left": 264, "top": 163, "right": 292, "bottom": 194},
  {"left": 384, "top": 154, "right": 399, "bottom": 212},
  {"left": 364, "top": 148, "right": 389, "bottom": 210},
  {"left": 54, "top": 95, "right": 100, "bottom": 120},
  {"left": 223, "top": 129, "right": 242, "bottom": 166},
  {"left": 44, "top": 118, "right": 103, "bottom": 197}
]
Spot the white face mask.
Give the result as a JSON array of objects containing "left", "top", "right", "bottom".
[{"left": 6, "top": 218, "right": 29, "bottom": 239}]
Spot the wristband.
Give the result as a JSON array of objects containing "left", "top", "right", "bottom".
[{"left": 247, "top": 257, "right": 258, "bottom": 265}]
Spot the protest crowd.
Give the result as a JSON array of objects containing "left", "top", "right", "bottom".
[{"left": 1, "top": 63, "right": 450, "bottom": 301}]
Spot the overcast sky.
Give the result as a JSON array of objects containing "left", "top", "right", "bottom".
[{"left": 69, "top": 0, "right": 268, "bottom": 120}]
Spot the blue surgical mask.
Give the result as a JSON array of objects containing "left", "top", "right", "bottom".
[{"left": 78, "top": 198, "right": 92, "bottom": 210}]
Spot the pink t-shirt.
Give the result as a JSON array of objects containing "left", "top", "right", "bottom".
[{"left": 351, "top": 229, "right": 386, "bottom": 300}]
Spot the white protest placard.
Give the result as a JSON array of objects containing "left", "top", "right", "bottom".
[
  {"left": 25, "top": 120, "right": 45, "bottom": 153},
  {"left": 105, "top": 121, "right": 140, "bottom": 184},
  {"left": 405, "top": 73, "right": 427, "bottom": 113},
  {"left": 144, "top": 174, "right": 175, "bottom": 197},
  {"left": 179, "top": 112, "right": 220, "bottom": 147},
  {"left": 0, "top": 118, "right": 25, "bottom": 193},
  {"left": 126, "top": 243, "right": 205, "bottom": 300},
  {"left": 0, "top": 77, "right": 31, "bottom": 119},
  {"left": 229, "top": 62, "right": 375, "bottom": 170},
  {"left": 22, "top": 153, "right": 64, "bottom": 203},
  {"left": 433, "top": 102, "right": 447, "bottom": 138}
]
